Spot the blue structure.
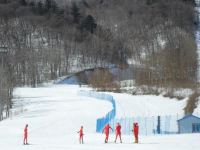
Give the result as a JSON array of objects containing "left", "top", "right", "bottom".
[
  {"left": 177, "top": 114, "right": 200, "bottom": 133},
  {"left": 56, "top": 75, "right": 79, "bottom": 85},
  {"left": 78, "top": 91, "right": 116, "bottom": 132}
]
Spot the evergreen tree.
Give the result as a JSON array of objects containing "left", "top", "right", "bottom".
[
  {"left": 29, "top": 1, "right": 36, "bottom": 12},
  {"left": 71, "top": 2, "right": 81, "bottom": 24},
  {"left": 82, "top": 0, "right": 89, "bottom": 8},
  {"left": 146, "top": 0, "right": 158, "bottom": 5},
  {"left": 182, "top": 0, "right": 195, "bottom": 5},
  {"left": 19, "top": 0, "right": 27, "bottom": 6},
  {"left": 51, "top": 0, "right": 58, "bottom": 13},
  {"left": 56, "top": 8, "right": 64, "bottom": 16},
  {"left": 36, "top": 1, "right": 45, "bottom": 15},
  {"left": 81, "top": 15, "right": 97, "bottom": 33},
  {"left": 45, "top": 0, "right": 52, "bottom": 11},
  {"left": 0, "top": 0, "right": 7, "bottom": 4}
]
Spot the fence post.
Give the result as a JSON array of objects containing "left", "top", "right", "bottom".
[
  {"left": 128, "top": 117, "right": 131, "bottom": 135},
  {"left": 152, "top": 116, "right": 155, "bottom": 135},
  {"left": 157, "top": 116, "right": 161, "bottom": 134},
  {"left": 145, "top": 117, "right": 147, "bottom": 136}
]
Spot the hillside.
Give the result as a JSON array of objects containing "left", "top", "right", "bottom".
[{"left": 0, "top": 2, "right": 200, "bottom": 149}]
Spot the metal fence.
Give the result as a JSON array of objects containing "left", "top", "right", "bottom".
[
  {"left": 109, "top": 115, "right": 180, "bottom": 135},
  {"left": 78, "top": 90, "right": 200, "bottom": 135},
  {"left": 112, "top": 112, "right": 200, "bottom": 135}
]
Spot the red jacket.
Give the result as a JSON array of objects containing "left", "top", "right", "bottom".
[
  {"left": 78, "top": 127, "right": 84, "bottom": 136},
  {"left": 116, "top": 124, "right": 121, "bottom": 134},
  {"left": 134, "top": 124, "right": 139, "bottom": 135},
  {"left": 103, "top": 124, "right": 112, "bottom": 134},
  {"left": 24, "top": 127, "right": 28, "bottom": 137}
]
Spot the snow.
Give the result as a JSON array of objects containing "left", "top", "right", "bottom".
[
  {"left": 11, "top": 85, "right": 112, "bottom": 133},
  {"left": 0, "top": 84, "right": 200, "bottom": 150},
  {"left": 109, "top": 93, "right": 186, "bottom": 117}
]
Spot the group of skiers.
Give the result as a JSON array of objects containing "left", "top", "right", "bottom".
[
  {"left": 23, "top": 122, "right": 139, "bottom": 145},
  {"left": 76, "top": 122, "right": 139, "bottom": 144},
  {"left": 101, "top": 122, "right": 139, "bottom": 144}
]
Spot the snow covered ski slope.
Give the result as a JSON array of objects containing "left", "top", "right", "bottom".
[{"left": 0, "top": 84, "right": 199, "bottom": 150}]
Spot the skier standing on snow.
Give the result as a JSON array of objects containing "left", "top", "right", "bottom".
[
  {"left": 77, "top": 126, "right": 84, "bottom": 144},
  {"left": 23, "top": 124, "right": 28, "bottom": 145},
  {"left": 114, "top": 122, "right": 122, "bottom": 143},
  {"left": 132, "top": 123, "right": 139, "bottom": 143},
  {"left": 102, "top": 123, "right": 113, "bottom": 143}
]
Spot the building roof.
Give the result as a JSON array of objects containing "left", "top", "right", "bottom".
[{"left": 177, "top": 114, "right": 200, "bottom": 122}]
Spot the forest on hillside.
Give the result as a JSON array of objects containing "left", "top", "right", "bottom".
[{"left": 0, "top": 0, "right": 198, "bottom": 119}]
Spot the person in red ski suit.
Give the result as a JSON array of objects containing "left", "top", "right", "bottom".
[
  {"left": 23, "top": 124, "right": 28, "bottom": 145},
  {"left": 102, "top": 123, "right": 113, "bottom": 143},
  {"left": 132, "top": 123, "right": 139, "bottom": 143},
  {"left": 114, "top": 123, "right": 122, "bottom": 143},
  {"left": 77, "top": 126, "right": 84, "bottom": 144}
]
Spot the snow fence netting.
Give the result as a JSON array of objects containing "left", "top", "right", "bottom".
[{"left": 78, "top": 90, "right": 116, "bottom": 132}]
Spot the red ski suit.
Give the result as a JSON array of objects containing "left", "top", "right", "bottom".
[
  {"left": 115, "top": 124, "right": 122, "bottom": 143},
  {"left": 103, "top": 124, "right": 113, "bottom": 143},
  {"left": 23, "top": 125, "right": 28, "bottom": 144},
  {"left": 78, "top": 127, "right": 84, "bottom": 144},
  {"left": 133, "top": 123, "right": 139, "bottom": 143}
]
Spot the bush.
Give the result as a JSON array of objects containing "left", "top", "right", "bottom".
[
  {"left": 184, "top": 91, "right": 200, "bottom": 114},
  {"left": 89, "top": 68, "right": 120, "bottom": 91}
]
